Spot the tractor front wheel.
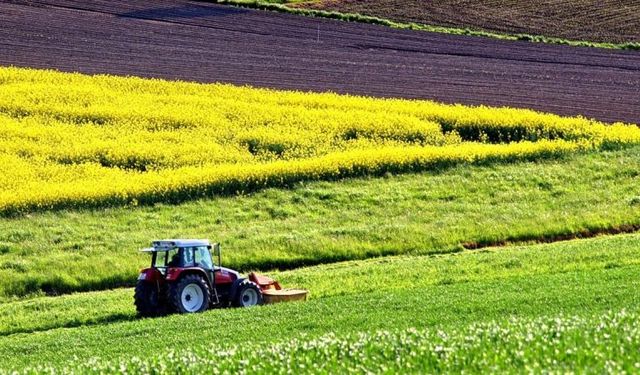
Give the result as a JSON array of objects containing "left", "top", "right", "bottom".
[
  {"left": 168, "top": 274, "right": 210, "bottom": 313},
  {"left": 134, "top": 281, "right": 163, "bottom": 317},
  {"left": 233, "top": 280, "right": 263, "bottom": 307}
]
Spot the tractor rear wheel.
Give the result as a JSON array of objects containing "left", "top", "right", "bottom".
[
  {"left": 134, "top": 281, "right": 163, "bottom": 317},
  {"left": 168, "top": 274, "right": 210, "bottom": 313},
  {"left": 233, "top": 280, "right": 263, "bottom": 307}
]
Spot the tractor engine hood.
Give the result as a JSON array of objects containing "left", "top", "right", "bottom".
[{"left": 215, "top": 267, "right": 240, "bottom": 284}]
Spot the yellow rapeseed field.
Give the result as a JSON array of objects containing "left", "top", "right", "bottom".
[{"left": 0, "top": 67, "right": 639, "bottom": 214}]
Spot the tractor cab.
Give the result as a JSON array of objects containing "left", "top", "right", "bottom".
[{"left": 145, "top": 240, "right": 218, "bottom": 276}]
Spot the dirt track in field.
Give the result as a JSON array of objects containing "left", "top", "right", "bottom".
[
  {"left": 302, "top": 0, "right": 640, "bottom": 44},
  {"left": 1, "top": 0, "right": 639, "bottom": 124}
]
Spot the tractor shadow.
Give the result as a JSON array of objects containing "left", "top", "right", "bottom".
[
  {"left": 1, "top": 313, "right": 137, "bottom": 338},
  {"left": 118, "top": 3, "right": 248, "bottom": 21}
]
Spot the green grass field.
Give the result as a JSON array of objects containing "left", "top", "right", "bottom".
[
  {"left": 0, "top": 65, "right": 638, "bottom": 373},
  {"left": 26, "top": 310, "right": 640, "bottom": 373},
  {"left": 1, "top": 146, "right": 639, "bottom": 300},
  {"left": 1, "top": 145, "right": 638, "bottom": 373},
  {"left": 0, "top": 233, "right": 638, "bottom": 371}
]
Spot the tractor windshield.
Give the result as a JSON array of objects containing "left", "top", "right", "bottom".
[
  {"left": 194, "top": 246, "right": 213, "bottom": 269},
  {"left": 152, "top": 249, "right": 178, "bottom": 268},
  {"left": 152, "top": 247, "right": 213, "bottom": 269}
]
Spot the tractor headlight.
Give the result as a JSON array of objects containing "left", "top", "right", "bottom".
[{"left": 137, "top": 272, "right": 147, "bottom": 280}]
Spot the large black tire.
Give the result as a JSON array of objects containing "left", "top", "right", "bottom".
[
  {"left": 168, "top": 274, "right": 211, "bottom": 314},
  {"left": 233, "top": 279, "right": 263, "bottom": 307},
  {"left": 134, "top": 281, "right": 163, "bottom": 317}
]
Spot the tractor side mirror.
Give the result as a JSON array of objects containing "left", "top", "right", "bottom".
[{"left": 212, "top": 243, "right": 221, "bottom": 266}]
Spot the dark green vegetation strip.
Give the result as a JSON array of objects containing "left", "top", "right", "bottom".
[
  {"left": 0, "top": 233, "right": 638, "bottom": 370},
  {"left": 0, "top": 146, "right": 639, "bottom": 299},
  {"left": 212, "top": 0, "right": 640, "bottom": 50}
]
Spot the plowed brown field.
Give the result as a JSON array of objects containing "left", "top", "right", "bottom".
[
  {"left": 1, "top": 0, "right": 639, "bottom": 124},
  {"left": 301, "top": 0, "right": 640, "bottom": 44}
]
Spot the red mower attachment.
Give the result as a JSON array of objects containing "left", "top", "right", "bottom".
[{"left": 249, "top": 272, "right": 309, "bottom": 304}]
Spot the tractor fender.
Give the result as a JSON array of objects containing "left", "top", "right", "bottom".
[
  {"left": 219, "top": 267, "right": 240, "bottom": 280},
  {"left": 215, "top": 267, "right": 239, "bottom": 284},
  {"left": 229, "top": 278, "right": 247, "bottom": 299},
  {"left": 166, "top": 267, "right": 211, "bottom": 285},
  {"left": 138, "top": 267, "right": 164, "bottom": 282}
]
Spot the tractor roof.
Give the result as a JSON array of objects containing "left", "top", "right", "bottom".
[{"left": 141, "top": 239, "right": 211, "bottom": 252}]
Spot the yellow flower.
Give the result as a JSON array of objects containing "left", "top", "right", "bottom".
[{"left": 0, "top": 67, "right": 638, "bottom": 214}]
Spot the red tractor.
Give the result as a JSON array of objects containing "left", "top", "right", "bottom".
[{"left": 134, "top": 239, "right": 281, "bottom": 316}]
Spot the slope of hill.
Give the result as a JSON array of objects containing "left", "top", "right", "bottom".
[
  {"left": 0, "top": 2, "right": 639, "bottom": 373},
  {"left": 1, "top": 68, "right": 640, "bottom": 300},
  {"left": 1, "top": 234, "right": 639, "bottom": 371}
]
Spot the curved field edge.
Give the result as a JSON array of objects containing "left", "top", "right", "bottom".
[
  {"left": 0, "top": 140, "right": 585, "bottom": 215},
  {"left": 2, "top": 67, "right": 640, "bottom": 216},
  {"left": 0, "top": 233, "right": 638, "bottom": 370},
  {"left": 212, "top": 0, "right": 640, "bottom": 50},
  {"left": 0, "top": 146, "right": 639, "bottom": 299}
]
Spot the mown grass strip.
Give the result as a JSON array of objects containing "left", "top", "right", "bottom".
[
  {"left": 0, "top": 262, "right": 637, "bottom": 369},
  {"left": 1, "top": 233, "right": 638, "bottom": 338},
  {"left": 212, "top": 0, "right": 640, "bottom": 50}
]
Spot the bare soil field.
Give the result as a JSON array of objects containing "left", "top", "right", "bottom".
[
  {"left": 301, "top": 0, "right": 640, "bottom": 44},
  {"left": 1, "top": 0, "right": 639, "bottom": 123}
]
